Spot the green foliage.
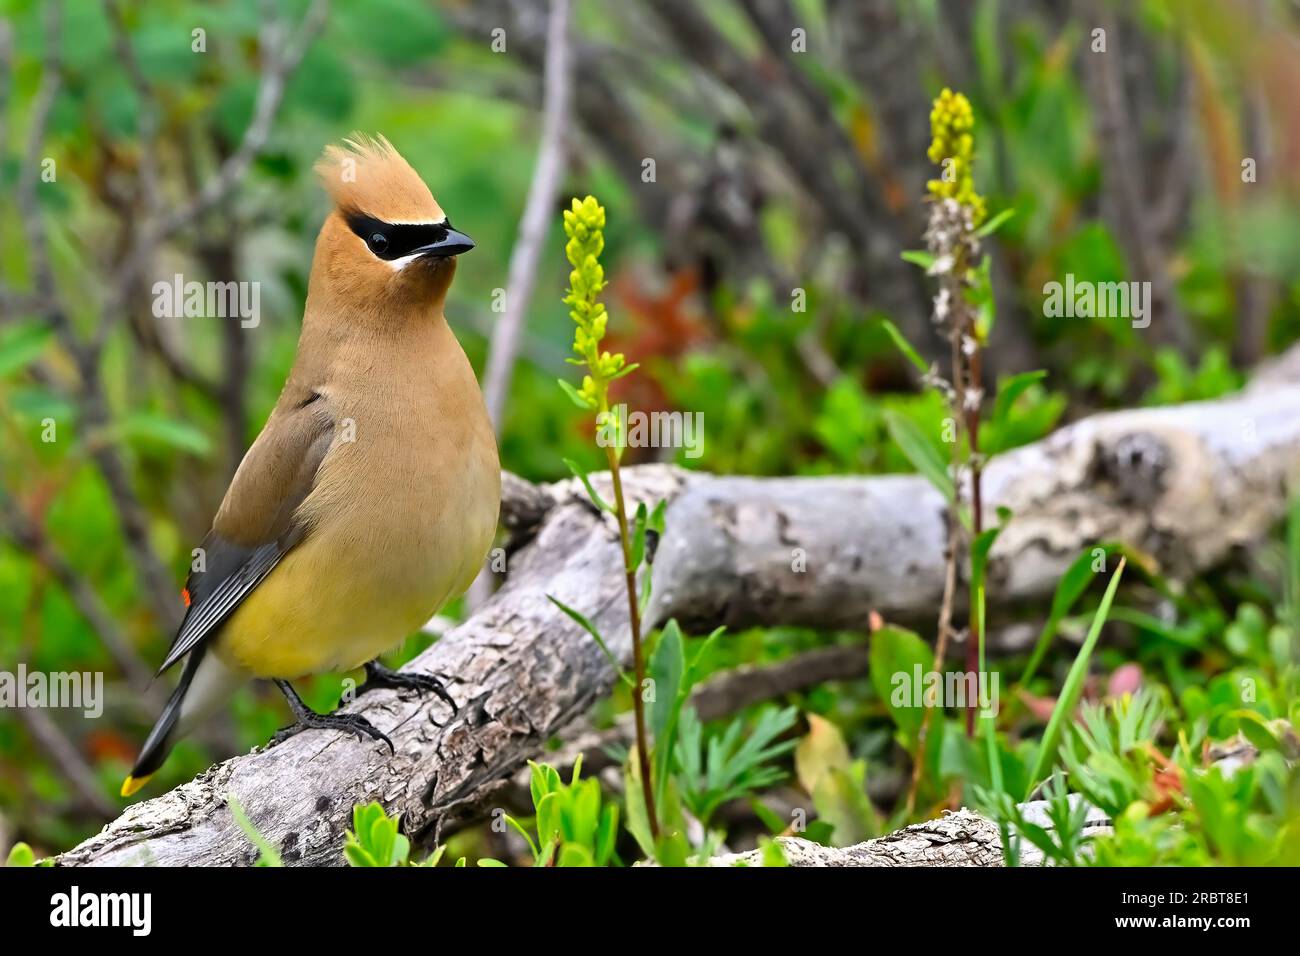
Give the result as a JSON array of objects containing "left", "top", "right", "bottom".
[
  {"left": 343, "top": 802, "right": 412, "bottom": 867},
  {"left": 675, "top": 705, "right": 799, "bottom": 826},
  {"left": 5, "top": 842, "right": 41, "bottom": 867},
  {"left": 869, "top": 626, "right": 933, "bottom": 751},
  {"left": 795, "top": 714, "right": 882, "bottom": 846},
  {"left": 499, "top": 758, "right": 620, "bottom": 867}
]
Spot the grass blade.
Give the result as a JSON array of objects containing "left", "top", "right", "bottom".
[{"left": 1024, "top": 558, "right": 1126, "bottom": 799}]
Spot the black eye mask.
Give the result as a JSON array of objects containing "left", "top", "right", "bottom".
[{"left": 344, "top": 212, "right": 474, "bottom": 261}]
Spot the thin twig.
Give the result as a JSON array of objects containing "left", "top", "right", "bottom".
[
  {"left": 95, "top": 0, "right": 330, "bottom": 348},
  {"left": 0, "top": 491, "right": 155, "bottom": 690},
  {"left": 103, "top": 0, "right": 162, "bottom": 217},
  {"left": 15, "top": 707, "right": 117, "bottom": 818},
  {"left": 482, "top": 0, "right": 572, "bottom": 428}
]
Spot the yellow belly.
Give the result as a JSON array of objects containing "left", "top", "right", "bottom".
[{"left": 213, "top": 447, "right": 499, "bottom": 679}]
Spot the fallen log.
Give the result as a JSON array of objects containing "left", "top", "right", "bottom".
[
  {"left": 57, "top": 347, "right": 1300, "bottom": 865},
  {"left": 709, "top": 802, "right": 1111, "bottom": 867}
]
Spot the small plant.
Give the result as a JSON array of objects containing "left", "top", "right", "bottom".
[
  {"left": 553, "top": 195, "right": 658, "bottom": 838},
  {"left": 344, "top": 802, "right": 412, "bottom": 867},
  {"left": 342, "top": 802, "right": 450, "bottom": 867},
  {"left": 887, "top": 87, "right": 1024, "bottom": 811},
  {"left": 675, "top": 705, "right": 799, "bottom": 827},
  {"left": 500, "top": 758, "right": 620, "bottom": 867},
  {"left": 5, "top": 842, "right": 48, "bottom": 867}
]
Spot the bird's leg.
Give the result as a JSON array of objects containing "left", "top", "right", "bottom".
[
  {"left": 358, "top": 659, "right": 458, "bottom": 715},
  {"left": 270, "top": 679, "right": 393, "bottom": 753}
]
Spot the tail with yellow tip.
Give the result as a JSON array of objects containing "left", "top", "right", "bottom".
[{"left": 121, "top": 648, "right": 245, "bottom": 798}]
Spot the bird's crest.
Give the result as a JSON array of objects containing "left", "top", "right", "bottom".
[{"left": 315, "top": 134, "right": 443, "bottom": 224}]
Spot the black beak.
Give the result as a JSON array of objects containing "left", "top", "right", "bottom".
[{"left": 415, "top": 227, "right": 475, "bottom": 259}]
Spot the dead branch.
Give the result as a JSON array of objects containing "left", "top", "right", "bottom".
[
  {"left": 481, "top": 0, "right": 573, "bottom": 428},
  {"left": 709, "top": 802, "right": 1111, "bottom": 867}
]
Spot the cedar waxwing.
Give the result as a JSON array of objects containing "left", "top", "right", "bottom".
[{"left": 121, "top": 135, "right": 501, "bottom": 797}]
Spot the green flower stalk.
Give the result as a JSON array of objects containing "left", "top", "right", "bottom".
[{"left": 561, "top": 195, "right": 658, "bottom": 838}]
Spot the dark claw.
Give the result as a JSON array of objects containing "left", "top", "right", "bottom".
[
  {"left": 271, "top": 678, "right": 394, "bottom": 753},
  {"left": 360, "top": 660, "right": 459, "bottom": 716},
  {"left": 270, "top": 712, "right": 394, "bottom": 754}
]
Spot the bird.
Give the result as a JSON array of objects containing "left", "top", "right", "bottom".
[{"left": 121, "top": 135, "right": 501, "bottom": 797}]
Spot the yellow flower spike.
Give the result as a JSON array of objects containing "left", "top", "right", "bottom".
[{"left": 925, "top": 88, "right": 986, "bottom": 225}]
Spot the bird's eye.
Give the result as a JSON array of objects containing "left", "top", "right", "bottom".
[{"left": 367, "top": 233, "right": 389, "bottom": 255}]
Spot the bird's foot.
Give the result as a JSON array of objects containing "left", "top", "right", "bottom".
[
  {"left": 359, "top": 660, "right": 458, "bottom": 716},
  {"left": 271, "top": 679, "right": 394, "bottom": 753}
]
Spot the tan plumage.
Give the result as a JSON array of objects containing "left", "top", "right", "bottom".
[{"left": 122, "top": 136, "right": 499, "bottom": 795}]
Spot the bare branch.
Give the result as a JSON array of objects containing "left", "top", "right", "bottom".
[
  {"left": 15, "top": 708, "right": 117, "bottom": 819},
  {"left": 481, "top": 0, "right": 573, "bottom": 428},
  {"left": 103, "top": 0, "right": 163, "bottom": 217}
]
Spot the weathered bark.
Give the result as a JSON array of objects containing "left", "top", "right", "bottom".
[
  {"left": 709, "top": 736, "right": 1275, "bottom": 867},
  {"left": 709, "top": 802, "right": 1111, "bottom": 867},
  {"left": 57, "top": 350, "right": 1300, "bottom": 866},
  {"left": 647, "top": 358, "right": 1300, "bottom": 633}
]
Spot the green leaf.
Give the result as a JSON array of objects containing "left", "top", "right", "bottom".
[
  {"left": 547, "top": 595, "right": 632, "bottom": 686},
  {"left": 991, "top": 370, "right": 1048, "bottom": 432},
  {"left": 556, "top": 842, "right": 595, "bottom": 867},
  {"left": 758, "top": 838, "right": 789, "bottom": 867},
  {"left": 648, "top": 499, "right": 667, "bottom": 535},
  {"left": 812, "top": 763, "right": 881, "bottom": 846},
  {"left": 649, "top": 620, "right": 684, "bottom": 740},
  {"left": 594, "top": 803, "right": 620, "bottom": 865},
  {"left": 869, "top": 626, "right": 933, "bottom": 748},
  {"left": 650, "top": 620, "right": 686, "bottom": 807},
  {"left": 900, "top": 249, "right": 937, "bottom": 270},
  {"left": 563, "top": 457, "right": 613, "bottom": 512},
  {"left": 557, "top": 378, "right": 595, "bottom": 410},
  {"left": 115, "top": 412, "right": 212, "bottom": 457},
  {"left": 342, "top": 801, "right": 410, "bottom": 867},
  {"left": 623, "top": 747, "right": 656, "bottom": 860},
  {"left": 228, "top": 795, "right": 283, "bottom": 867},
  {"left": 883, "top": 409, "right": 955, "bottom": 502},
  {"left": 1025, "top": 559, "right": 1126, "bottom": 798},
  {"left": 974, "top": 207, "right": 1015, "bottom": 238},
  {"left": 1232, "top": 711, "right": 1283, "bottom": 754},
  {"left": 1019, "top": 545, "right": 1113, "bottom": 690},
  {"left": 879, "top": 318, "right": 930, "bottom": 374},
  {"left": 631, "top": 501, "right": 648, "bottom": 570},
  {"left": 5, "top": 842, "right": 36, "bottom": 867},
  {"left": 0, "top": 322, "right": 53, "bottom": 378},
  {"left": 794, "top": 712, "right": 852, "bottom": 794},
  {"left": 529, "top": 759, "right": 562, "bottom": 807}
]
